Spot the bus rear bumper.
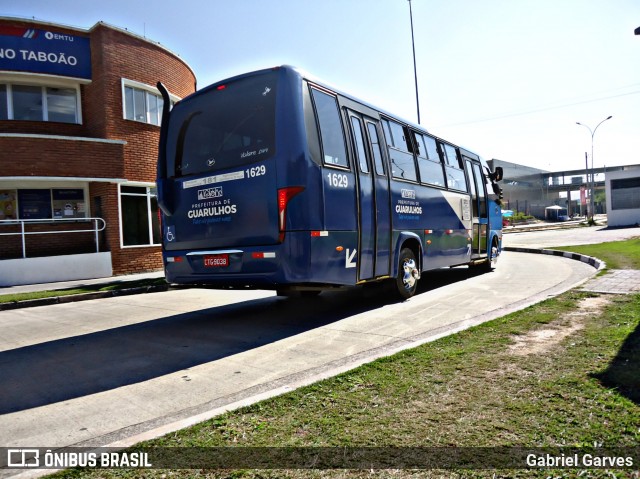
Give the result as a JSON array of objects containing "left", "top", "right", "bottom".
[
  {"left": 163, "top": 246, "right": 283, "bottom": 286},
  {"left": 163, "top": 230, "right": 360, "bottom": 288}
]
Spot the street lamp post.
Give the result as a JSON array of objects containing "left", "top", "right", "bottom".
[
  {"left": 576, "top": 115, "right": 612, "bottom": 222},
  {"left": 408, "top": 0, "right": 420, "bottom": 124}
]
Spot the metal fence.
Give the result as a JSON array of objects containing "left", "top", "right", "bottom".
[{"left": 0, "top": 217, "right": 106, "bottom": 259}]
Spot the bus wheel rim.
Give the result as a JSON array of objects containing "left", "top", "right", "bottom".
[
  {"left": 402, "top": 258, "right": 417, "bottom": 290},
  {"left": 491, "top": 245, "right": 498, "bottom": 266}
]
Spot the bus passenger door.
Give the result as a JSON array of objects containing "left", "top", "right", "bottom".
[
  {"left": 347, "top": 111, "right": 391, "bottom": 281},
  {"left": 365, "top": 119, "right": 391, "bottom": 278},
  {"left": 464, "top": 158, "right": 488, "bottom": 257}
]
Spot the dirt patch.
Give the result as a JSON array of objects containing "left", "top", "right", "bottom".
[{"left": 508, "top": 296, "right": 610, "bottom": 356}]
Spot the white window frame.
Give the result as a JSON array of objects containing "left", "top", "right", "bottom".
[
  {"left": 121, "top": 78, "right": 179, "bottom": 126},
  {"left": 118, "top": 182, "right": 160, "bottom": 248},
  {"left": 0, "top": 80, "right": 82, "bottom": 124}
]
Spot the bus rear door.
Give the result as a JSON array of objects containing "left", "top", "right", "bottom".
[{"left": 347, "top": 110, "right": 391, "bottom": 281}]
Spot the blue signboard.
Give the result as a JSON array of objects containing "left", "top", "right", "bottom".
[{"left": 0, "top": 25, "right": 91, "bottom": 79}]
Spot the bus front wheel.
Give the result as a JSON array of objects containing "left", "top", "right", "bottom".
[{"left": 394, "top": 248, "right": 420, "bottom": 300}]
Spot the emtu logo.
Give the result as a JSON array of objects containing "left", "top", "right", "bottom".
[{"left": 23, "top": 29, "right": 37, "bottom": 39}]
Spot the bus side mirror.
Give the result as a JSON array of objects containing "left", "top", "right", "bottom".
[{"left": 492, "top": 167, "right": 503, "bottom": 182}]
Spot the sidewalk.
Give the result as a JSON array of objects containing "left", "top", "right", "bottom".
[
  {"left": 0, "top": 270, "right": 165, "bottom": 295},
  {"left": 580, "top": 269, "right": 640, "bottom": 294},
  {"left": 502, "top": 220, "right": 640, "bottom": 295}
]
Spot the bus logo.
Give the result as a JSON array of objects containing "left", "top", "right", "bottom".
[
  {"left": 198, "top": 187, "right": 223, "bottom": 200},
  {"left": 401, "top": 189, "right": 416, "bottom": 199}
]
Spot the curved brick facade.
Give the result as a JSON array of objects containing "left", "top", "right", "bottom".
[{"left": 0, "top": 18, "right": 196, "bottom": 278}]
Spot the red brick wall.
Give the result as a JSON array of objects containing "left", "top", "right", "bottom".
[{"left": 0, "top": 136, "right": 125, "bottom": 178}]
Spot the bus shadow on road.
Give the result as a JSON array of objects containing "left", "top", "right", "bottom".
[
  {"left": 591, "top": 320, "right": 640, "bottom": 405},
  {"left": 0, "top": 267, "right": 491, "bottom": 414}
]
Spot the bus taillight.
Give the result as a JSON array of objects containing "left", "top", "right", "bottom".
[{"left": 278, "top": 186, "right": 304, "bottom": 242}]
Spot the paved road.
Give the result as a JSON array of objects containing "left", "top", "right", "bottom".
[
  {"left": 503, "top": 224, "right": 640, "bottom": 249},
  {"left": 0, "top": 251, "right": 596, "bottom": 455}
]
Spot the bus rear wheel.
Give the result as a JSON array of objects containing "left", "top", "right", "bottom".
[{"left": 394, "top": 248, "right": 419, "bottom": 300}]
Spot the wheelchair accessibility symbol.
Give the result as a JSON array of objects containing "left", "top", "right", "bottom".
[{"left": 165, "top": 226, "right": 176, "bottom": 242}]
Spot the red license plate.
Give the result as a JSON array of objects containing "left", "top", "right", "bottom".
[{"left": 203, "top": 254, "right": 229, "bottom": 268}]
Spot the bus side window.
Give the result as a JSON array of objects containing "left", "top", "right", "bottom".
[
  {"left": 472, "top": 162, "right": 488, "bottom": 217},
  {"left": 366, "top": 121, "right": 386, "bottom": 176},
  {"left": 439, "top": 142, "right": 468, "bottom": 192},
  {"left": 381, "top": 118, "right": 417, "bottom": 182},
  {"left": 350, "top": 116, "right": 369, "bottom": 173},
  {"left": 310, "top": 88, "right": 348, "bottom": 168},
  {"left": 413, "top": 131, "right": 445, "bottom": 187}
]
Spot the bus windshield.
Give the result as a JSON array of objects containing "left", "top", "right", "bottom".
[{"left": 165, "top": 71, "right": 278, "bottom": 178}]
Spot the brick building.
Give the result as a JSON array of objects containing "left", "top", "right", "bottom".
[{"left": 0, "top": 18, "right": 196, "bottom": 285}]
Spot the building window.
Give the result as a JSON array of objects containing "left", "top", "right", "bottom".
[
  {"left": 123, "top": 80, "right": 174, "bottom": 126},
  {"left": 0, "top": 83, "right": 80, "bottom": 123},
  {"left": 0, "top": 84, "right": 8, "bottom": 120},
  {"left": 12, "top": 85, "right": 42, "bottom": 121},
  {"left": 46, "top": 87, "right": 78, "bottom": 123},
  {"left": 120, "top": 185, "right": 161, "bottom": 247},
  {"left": 611, "top": 177, "right": 640, "bottom": 210},
  {"left": 0, "top": 188, "right": 87, "bottom": 220}
]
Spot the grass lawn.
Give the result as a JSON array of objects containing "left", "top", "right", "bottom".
[
  {"left": 37, "top": 241, "right": 640, "bottom": 477},
  {"left": 0, "top": 277, "right": 167, "bottom": 304},
  {"left": 554, "top": 237, "right": 640, "bottom": 270}
]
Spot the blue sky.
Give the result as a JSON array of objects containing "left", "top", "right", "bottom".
[{"left": 2, "top": 0, "right": 639, "bottom": 172}]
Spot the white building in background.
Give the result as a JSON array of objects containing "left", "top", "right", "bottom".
[{"left": 605, "top": 168, "right": 640, "bottom": 227}]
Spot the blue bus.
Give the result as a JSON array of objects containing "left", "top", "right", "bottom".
[{"left": 156, "top": 65, "right": 503, "bottom": 299}]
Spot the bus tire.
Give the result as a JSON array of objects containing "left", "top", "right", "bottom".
[{"left": 394, "top": 247, "right": 419, "bottom": 300}]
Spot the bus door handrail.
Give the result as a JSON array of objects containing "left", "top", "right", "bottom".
[{"left": 0, "top": 217, "right": 107, "bottom": 259}]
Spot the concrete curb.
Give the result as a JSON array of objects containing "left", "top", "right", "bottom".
[
  {"left": 0, "top": 284, "right": 170, "bottom": 312},
  {"left": 503, "top": 246, "right": 606, "bottom": 272}
]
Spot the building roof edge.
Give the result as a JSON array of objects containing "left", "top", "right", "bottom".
[{"left": 89, "top": 21, "right": 196, "bottom": 79}]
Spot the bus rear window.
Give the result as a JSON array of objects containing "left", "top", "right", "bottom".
[{"left": 166, "top": 72, "right": 278, "bottom": 177}]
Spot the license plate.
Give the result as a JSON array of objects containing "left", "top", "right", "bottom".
[{"left": 203, "top": 254, "right": 229, "bottom": 268}]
